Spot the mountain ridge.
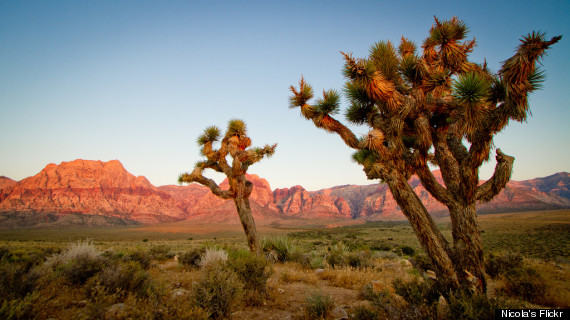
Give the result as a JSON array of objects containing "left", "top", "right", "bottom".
[{"left": 1, "top": 159, "right": 569, "bottom": 226}]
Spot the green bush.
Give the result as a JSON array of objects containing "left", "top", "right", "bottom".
[
  {"left": 445, "top": 291, "right": 504, "bottom": 320},
  {"left": 123, "top": 249, "right": 152, "bottom": 270},
  {"left": 485, "top": 252, "right": 523, "bottom": 278},
  {"left": 0, "top": 263, "right": 43, "bottom": 299},
  {"left": 392, "top": 277, "right": 439, "bottom": 306},
  {"left": 192, "top": 262, "right": 243, "bottom": 320},
  {"left": 178, "top": 248, "right": 206, "bottom": 269},
  {"left": 503, "top": 267, "right": 547, "bottom": 304},
  {"left": 346, "top": 251, "right": 372, "bottom": 269},
  {"left": 399, "top": 246, "right": 415, "bottom": 256},
  {"left": 46, "top": 241, "right": 107, "bottom": 285},
  {"left": 351, "top": 304, "right": 381, "bottom": 320},
  {"left": 87, "top": 261, "right": 152, "bottom": 296},
  {"left": 410, "top": 254, "right": 433, "bottom": 272},
  {"left": 359, "top": 283, "right": 425, "bottom": 320},
  {"left": 262, "top": 237, "right": 297, "bottom": 263},
  {"left": 228, "top": 251, "right": 271, "bottom": 294},
  {"left": 326, "top": 243, "right": 349, "bottom": 268},
  {"left": 0, "top": 292, "right": 38, "bottom": 320},
  {"left": 149, "top": 244, "right": 172, "bottom": 260},
  {"left": 303, "top": 291, "right": 335, "bottom": 320}
]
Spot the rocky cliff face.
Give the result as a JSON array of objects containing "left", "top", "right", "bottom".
[
  {"left": 0, "top": 160, "right": 186, "bottom": 223},
  {"left": 1, "top": 160, "right": 569, "bottom": 226}
]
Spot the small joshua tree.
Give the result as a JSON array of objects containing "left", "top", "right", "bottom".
[
  {"left": 289, "top": 17, "right": 560, "bottom": 293},
  {"left": 179, "top": 119, "right": 276, "bottom": 252}
]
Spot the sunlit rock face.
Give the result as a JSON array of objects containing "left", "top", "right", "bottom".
[{"left": 1, "top": 160, "right": 569, "bottom": 225}]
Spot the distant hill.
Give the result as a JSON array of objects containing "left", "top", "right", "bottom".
[{"left": 1, "top": 159, "right": 569, "bottom": 227}]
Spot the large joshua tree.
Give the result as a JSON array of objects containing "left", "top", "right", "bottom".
[
  {"left": 179, "top": 119, "right": 276, "bottom": 252},
  {"left": 289, "top": 17, "right": 560, "bottom": 293}
]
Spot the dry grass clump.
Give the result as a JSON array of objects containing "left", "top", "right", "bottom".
[
  {"left": 44, "top": 240, "right": 108, "bottom": 285},
  {"left": 524, "top": 259, "right": 570, "bottom": 308},
  {"left": 317, "top": 267, "right": 380, "bottom": 289},
  {"left": 198, "top": 248, "right": 228, "bottom": 269},
  {"left": 278, "top": 263, "right": 319, "bottom": 285}
]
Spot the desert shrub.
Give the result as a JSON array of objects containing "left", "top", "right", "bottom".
[
  {"left": 502, "top": 267, "right": 547, "bottom": 304},
  {"left": 0, "top": 246, "right": 10, "bottom": 261},
  {"left": 351, "top": 304, "right": 381, "bottom": 320},
  {"left": 392, "top": 277, "right": 439, "bottom": 306},
  {"left": 444, "top": 291, "right": 507, "bottom": 320},
  {"left": 228, "top": 250, "right": 271, "bottom": 293},
  {"left": 360, "top": 282, "right": 426, "bottom": 320},
  {"left": 485, "top": 252, "right": 523, "bottom": 278},
  {"left": 262, "top": 237, "right": 297, "bottom": 263},
  {"left": 346, "top": 251, "right": 372, "bottom": 269},
  {"left": 192, "top": 262, "right": 243, "bottom": 320},
  {"left": 374, "top": 250, "right": 399, "bottom": 260},
  {"left": 409, "top": 254, "right": 433, "bottom": 272},
  {"left": 46, "top": 241, "right": 107, "bottom": 285},
  {"left": 87, "top": 261, "right": 152, "bottom": 296},
  {"left": 149, "top": 244, "right": 172, "bottom": 260},
  {"left": 0, "top": 263, "right": 44, "bottom": 299},
  {"left": 198, "top": 248, "right": 228, "bottom": 269},
  {"left": 303, "top": 291, "right": 335, "bottom": 320},
  {"left": 123, "top": 249, "right": 152, "bottom": 270},
  {"left": 228, "top": 250, "right": 271, "bottom": 306},
  {"left": 179, "top": 247, "right": 206, "bottom": 269},
  {"left": 370, "top": 243, "right": 392, "bottom": 252},
  {"left": 398, "top": 246, "right": 415, "bottom": 256},
  {"left": 0, "top": 292, "right": 39, "bottom": 320},
  {"left": 326, "top": 243, "right": 349, "bottom": 268}
]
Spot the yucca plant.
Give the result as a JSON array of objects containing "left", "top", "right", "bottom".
[
  {"left": 179, "top": 119, "right": 276, "bottom": 252},
  {"left": 289, "top": 17, "right": 560, "bottom": 294}
]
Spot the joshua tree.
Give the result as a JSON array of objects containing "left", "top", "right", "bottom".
[
  {"left": 289, "top": 17, "right": 560, "bottom": 293},
  {"left": 179, "top": 119, "right": 276, "bottom": 252}
]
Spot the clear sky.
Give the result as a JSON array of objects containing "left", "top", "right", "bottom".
[{"left": 1, "top": 0, "right": 569, "bottom": 191}]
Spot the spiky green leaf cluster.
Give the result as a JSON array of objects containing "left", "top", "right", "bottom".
[
  {"left": 226, "top": 119, "right": 247, "bottom": 137},
  {"left": 527, "top": 67, "right": 546, "bottom": 91},
  {"left": 370, "top": 41, "right": 400, "bottom": 83},
  {"left": 452, "top": 72, "right": 490, "bottom": 104},
  {"left": 197, "top": 125, "right": 221, "bottom": 145},
  {"left": 399, "top": 37, "right": 417, "bottom": 56},
  {"left": 352, "top": 148, "right": 380, "bottom": 166},
  {"left": 429, "top": 17, "right": 469, "bottom": 45},
  {"left": 314, "top": 90, "right": 341, "bottom": 115},
  {"left": 400, "top": 54, "right": 422, "bottom": 85},
  {"left": 289, "top": 79, "right": 314, "bottom": 108}
]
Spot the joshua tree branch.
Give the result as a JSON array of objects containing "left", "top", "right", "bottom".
[
  {"left": 178, "top": 168, "right": 234, "bottom": 199},
  {"left": 476, "top": 149, "right": 515, "bottom": 202},
  {"left": 416, "top": 163, "right": 455, "bottom": 207}
]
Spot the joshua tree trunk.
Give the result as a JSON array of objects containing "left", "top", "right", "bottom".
[
  {"left": 384, "top": 169, "right": 460, "bottom": 290},
  {"left": 234, "top": 197, "right": 259, "bottom": 252},
  {"left": 448, "top": 204, "right": 486, "bottom": 291}
]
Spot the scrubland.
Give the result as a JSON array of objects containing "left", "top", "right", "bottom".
[{"left": 0, "top": 210, "right": 568, "bottom": 319}]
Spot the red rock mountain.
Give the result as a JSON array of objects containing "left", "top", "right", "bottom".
[
  {"left": 0, "top": 160, "right": 186, "bottom": 224},
  {"left": 1, "top": 160, "right": 569, "bottom": 226}
]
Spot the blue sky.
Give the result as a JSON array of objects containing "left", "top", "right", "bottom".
[{"left": 1, "top": 0, "right": 568, "bottom": 191}]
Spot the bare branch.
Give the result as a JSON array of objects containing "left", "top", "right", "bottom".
[
  {"left": 178, "top": 168, "right": 233, "bottom": 199},
  {"left": 476, "top": 149, "right": 515, "bottom": 202}
]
